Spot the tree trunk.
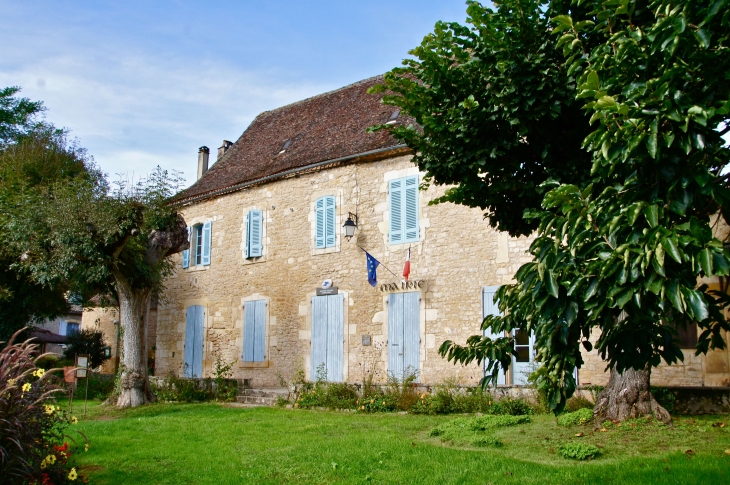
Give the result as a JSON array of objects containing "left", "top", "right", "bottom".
[
  {"left": 593, "top": 366, "right": 672, "bottom": 425},
  {"left": 114, "top": 272, "right": 154, "bottom": 409}
]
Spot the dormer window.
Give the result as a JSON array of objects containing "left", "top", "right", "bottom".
[{"left": 386, "top": 110, "right": 400, "bottom": 125}]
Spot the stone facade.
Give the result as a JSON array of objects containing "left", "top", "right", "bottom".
[{"left": 156, "top": 154, "right": 535, "bottom": 387}]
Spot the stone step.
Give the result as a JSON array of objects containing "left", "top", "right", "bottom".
[
  {"left": 235, "top": 395, "right": 282, "bottom": 406},
  {"left": 238, "top": 388, "right": 289, "bottom": 399}
]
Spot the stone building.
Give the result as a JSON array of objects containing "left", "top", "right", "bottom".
[{"left": 152, "top": 76, "right": 728, "bottom": 390}]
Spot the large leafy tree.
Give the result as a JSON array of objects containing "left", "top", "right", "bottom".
[
  {"left": 374, "top": 0, "right": 730, "bottom": 421},
  {"left": 0, "top": 88, "right": 92, "bottom": 341},
  {"left": 7, "top": 168, "right": 189, "bottom": 408}
]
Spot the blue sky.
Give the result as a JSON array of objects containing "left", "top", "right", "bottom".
[{"left": 0, "top": 1, "right": 474, "bottom": 187}]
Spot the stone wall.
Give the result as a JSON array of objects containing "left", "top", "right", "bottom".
[
  {"left": 156, "top": 154, "right": 534, "bottom": 387},
  {"left": 81, "top": 307, "right": 119, "bottom": 374},
  {"left": 155, "top": 153, "right": 730, "bottom": 389}
]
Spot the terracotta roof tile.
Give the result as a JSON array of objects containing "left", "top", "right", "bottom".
[{"left": 176, "top": 75, "right": 409, "bottom": 203}]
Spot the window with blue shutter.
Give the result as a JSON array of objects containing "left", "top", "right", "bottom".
[
  {"left": 182, "top": 226, "right": 191, "bottom": 268},
  {"left": 315, "top": 196, "right": 336, "bottom": 249},
  {"left": 389, "top": 176, "right": 419, "bottom": 245},
  {"left": 201, "top": 220, "right": 212, "bottom": 265},
  {"left": 482, "top": 286, "right": 506, "bottom": 385},
  {"left": 246, "top": 210, "right": 263, "bottom": 258},
  {"left": 242, "top": 300, "right": 266, "bottom": 362}
]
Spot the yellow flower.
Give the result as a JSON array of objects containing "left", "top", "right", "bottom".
[
  {"left": 48, "top": 454, "right": 56, "bottom": 464},
  {"left": 84, "top": 443, "right": 89, "bottom": 452},
  {"left": 22, "top": 383, "right": 31, "bottom": 392},
  {"left": 40, "top": 459, "right": 47, "bottom": 470},
  {"left": 370, "top": 399, "right": 374, "bottom": 404},
  {"left": 68, "top": 468, "right": 78, "bottom": 481},
  {"left": 7, "top": 378, "right": 16, "bottom": 387},
  {"left": 71, "top": 416, "right": 78, "bottom": 425},
  {"left": 33, "top": 369, "right": 45, "bottom": 378},
  {"left": 44, "top": 404, "right": 55, "bottom": 415},
  {"left": 294, "top": 403, "right": 299, "bottom": 408}
]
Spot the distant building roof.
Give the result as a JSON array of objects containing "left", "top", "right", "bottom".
[
  {"left": 27, "top": 328, "right": 67, "bottom": 345},
  {"left": 175, "top": 75, "right": 411, "bottom": 204}
]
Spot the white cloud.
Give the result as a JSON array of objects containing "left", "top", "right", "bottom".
[{"left": 0, "top": 48, "right": 333, "bottom": 187}]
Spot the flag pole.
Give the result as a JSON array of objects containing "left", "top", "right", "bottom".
[{"left": 359, "top": 247, "right": 401, "bottom": 279}]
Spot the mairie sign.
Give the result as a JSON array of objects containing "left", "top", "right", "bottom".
[{"left": 379, "top": 280, "right": 424, "bottom": 293}]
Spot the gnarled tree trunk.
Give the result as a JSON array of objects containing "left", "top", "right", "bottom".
[
  {"left": 593, "top": 366, "right": 671, "bottom": 425},
  {"left": 114, "top": 272, "right": 156, "bottom": 409}
]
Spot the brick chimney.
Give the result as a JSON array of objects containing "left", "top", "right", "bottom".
[
  {"left": 197, "top": 146, "right": 210, "bottom": 181},
  {"left": 217, "top": 140, "right": 233, "bottom": 160}
]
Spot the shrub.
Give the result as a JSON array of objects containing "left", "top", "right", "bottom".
[
  {"left": 0, "top": 329, "right": 88, "bottom": 484},
  {"left": 384, "top": 368, "right": 420, "bottom": 411},
  {"left": 489, "top": 397, "right": 533, "bottom": 416},
  {"left": 355, "top": 392, "right": 398, "bottom": 413},
  {"left": 565, "top": 394, "right": 594, "bottom": 412},
  {"left": 152, "top": 373, "right": 214, "bottom": 402},
  {"left": 650, "top": 387, "right": 677, "bottom": 414},
  {"left": 63, "top": 328, "right": 110, "bottom": 369},
  {"left": 84, "top": 372, "right": 115, "bottom": 400},
  {"left": 557, "top": 408, "right": 594, "bottom": 427},
  {"left": 557, "top": 442, "right": 601, "bottom": 460},
  {"left": 212, "top": 357, "right": 238, "bottom": 403},
  {"left": 411, "top": 384, "right": 496, "bottom": 415},
  {"left": 429, "top": 414, "right": 530, "bottom": 447}
]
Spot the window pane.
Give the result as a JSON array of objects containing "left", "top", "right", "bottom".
[
  {"left": 515, "top": 329, "right": 529, "bottom": 345},
  {"left": 195, "top": 226, "right": 203, "bottom": 265},
  {"left": 675, "top": 322, "right": 698, "bottom": 349},
  {"left": 515, "top": 346, "right": 530, "bottom": 362}
]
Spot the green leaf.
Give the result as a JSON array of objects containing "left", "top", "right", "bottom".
[
  {"left": 661, "top": 237, "right": 682, "bottom": 263},
  {"left": 646, "top": 133, "right": 658, "bottom": 158},
  {"left": 666, "top": 279, "right": 685, "bottom": 312},
  {"left": 643, "top": 204, "right": 659, "bottom": 227},
  {"left": 682, "top": 288, "right": 708, "bottom": 321},
  {"left": 553, "top": 15, "right": 573, "bottom": 28},
  {"left": 595, "top": 96, "right": 617, "bottom": 110},
  {"left": 699, "top": 248, "right": 713, "bottom": 276},
  {"left": 615, "top": 288, "right": 633, "bottom": 308},
  {"left": 584, "top": 71, "right": 599, "bottom": 91},
  {"left": 584, "top": 278, "right": 599, "bottom": 300},
  {"left": 694, "top": 29, "right": 710, "bottom": 48},
  {"left": 546, "top": 270, "right": 559, "bottom": 298}
]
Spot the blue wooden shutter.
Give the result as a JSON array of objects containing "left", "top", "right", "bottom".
[
  {"left": 403, "top": 176, "right": 419, "bottom": 242},
  {"left": 253, "top": 300, "right": 266, "bottom": 362},
  {"left": 315, "top": 197, "right": 326, "bottom": 248},
  {"left": 402, "top": 291, "right": 420, "bottom": 382},
  {"left": 183, "top": 306, "right": 196, "bottom": 377},
  {"left": 59, "top": 320, "right": 68, "bottom": 336},
  {"left": 182, "top": 226, "right": 191, "bottom": 268},
  {"left": 482, "top": 286, "right": 506, "bottom": 385},
  {"left": 192, "top": 305, "right": 204, "bottom": 377},
  {"left": 326, "top": 294, "right": 344, "bottom": 382},
  {"left": 324, "top": 196, "right": 336, "bottom": 248},
  {"left": 311, "top": 296, "right": 328, "bottom": 379},
  {"left": 248, "top": 210, "right": 263, "bottom": 258},
  {"left": 388, "top": 293, "right": 404, "bottom": 378},
  {"left": 389, "top": 179, "right": 404, "bottom": 244},
  {"left": 242, "top": 303, "right": 256, "bottom": 362},
  {"left": 201, "top": 220, "right": 212, "bottom": 266}
]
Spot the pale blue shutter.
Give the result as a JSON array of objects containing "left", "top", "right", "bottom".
[
  {"left": 192, "top": 305, "right": 204, "bottom": 377},
  {"left": 182, "top": 226, "right": 191, "bottom": 268},
  {"left": 183, "top": 306, "right": 196, "bottom": 377},
  {"left": 201, "top": 220, "right": 212, "bottom": 266},
  {"left": 311, "top": 296, "right": 328, "bottom": 379},
  {"left": 403, "top": 176, "right": 419, "bottom": 242},
  {"left": 242, "top": 303, "right": 256, "bottom": 362},
  {"left": 389, "top": 179, "right": 403, "bottom": 244},
  {"left": 388, "top": 293, "right": 404, "bottom": 378},
  {"left": 253, "top": 300, "right": 266, "bottom": 362},
  {"left": 58, "top": 320, "right": 68, "bottom": 336},
  {"left": 324, "top": 196, "right": 336, "bottom": 248},
  {"left": 315, "top": 197, "right": 326, "bottom": 248},
  {"left": 482, "top": 286, "right": 506, "bottom": 385},
  {"left": 248, "top": 210, "right": 263, "bottom": 258},
  {"left": 326, "top": 293, "right": 344, "bottom": 382},
  {"left": 402, "top": 291, "right": 420, "bottom": 382}
]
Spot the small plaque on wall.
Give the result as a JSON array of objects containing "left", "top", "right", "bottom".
[
  {"left": 316, "top": 286, "right": 339, "bottom": 296},
  {"left": 362, "top": 335, "right": 371, "bottom": 346}
]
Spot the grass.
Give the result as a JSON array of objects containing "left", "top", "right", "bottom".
[{"left": 64, "top": 402, "right": 730, "bottom": 484}]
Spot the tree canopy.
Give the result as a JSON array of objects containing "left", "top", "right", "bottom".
[{"left": 373, "top": 0, "right": 730, "bottom": 415}]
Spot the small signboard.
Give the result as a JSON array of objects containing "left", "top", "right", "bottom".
[
  {"left": 316, "top": 286, "right": 339, "bottom": 296},
  {"left": 103, "top": 346, "right": 112, "bottom": 359},
  {"left": 75, "top": 355, "right": 89, "bottom": 378}
]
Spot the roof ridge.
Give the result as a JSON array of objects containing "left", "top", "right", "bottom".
[{"left": 255, "top": 74, "right": 385, "bottom": 119}]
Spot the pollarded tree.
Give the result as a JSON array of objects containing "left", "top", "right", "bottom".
[
  {"left": 7, "top": 168, "right": 189, "bottom": 408},
  {"left": 374, "top": 0, "right": 730, "bottom": 421}
]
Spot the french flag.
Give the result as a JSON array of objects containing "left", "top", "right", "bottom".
[{"left": 403, "top": 248, "right": 411, "bottom": 282}]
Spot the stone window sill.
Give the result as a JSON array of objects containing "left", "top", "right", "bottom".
[{"left": 239, "top": 360, "right": 269, "bottom": 369}]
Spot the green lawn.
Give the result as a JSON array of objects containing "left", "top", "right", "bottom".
[{"left": 67, "top": 402, "right": 729, "bottom": 484}]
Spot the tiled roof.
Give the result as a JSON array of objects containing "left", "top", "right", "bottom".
[{"left": 175, "top": 75, "right": 410, "bottom": 204}]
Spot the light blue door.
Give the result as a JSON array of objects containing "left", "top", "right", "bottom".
[
  {"left": 183, "top": 305, "right": 204, "bottom": 377},
  {"left": 311, "top": 294, "right": 344, "bottom": 381},
  {"left": 388, "top": 292, "right": 420, "bottom": 381},
  {"left": 482, "top": 286, "right": 506, "bottom": 385}
]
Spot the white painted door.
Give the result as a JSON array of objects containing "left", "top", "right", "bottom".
[
  {"left": 388, "top": 292, "right": 420, "bottom": 382},
  {"left": 511, "top": 329, "right": 536, "bottom": 385},
  {"left": 311, "top": 294, "right": 344, "bottom": 382}
]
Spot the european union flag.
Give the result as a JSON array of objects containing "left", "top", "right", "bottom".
[{"left": 366, "top": 251, "right": 380, "bottom": 287}]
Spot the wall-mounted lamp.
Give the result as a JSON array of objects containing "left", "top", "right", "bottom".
[{"left": 342, "top": 212, "right": 358, "bottom": 241}]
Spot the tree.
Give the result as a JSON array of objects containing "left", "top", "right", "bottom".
[
  {"left": 373, "top": 0, "right": 730, "bottom": 421},
  {"left": 0, "top": 88, "right": 94, "bottom": 341},
  {"left": 7, "top": 168, "right": 189, "bottom": 408},
  {"left": 63, "top": 329, "right": 110, "bottom": 369}
]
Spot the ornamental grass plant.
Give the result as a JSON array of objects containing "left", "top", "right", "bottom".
[{"left": 0, "top": 328, "right": 88, "bottom": 484}]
